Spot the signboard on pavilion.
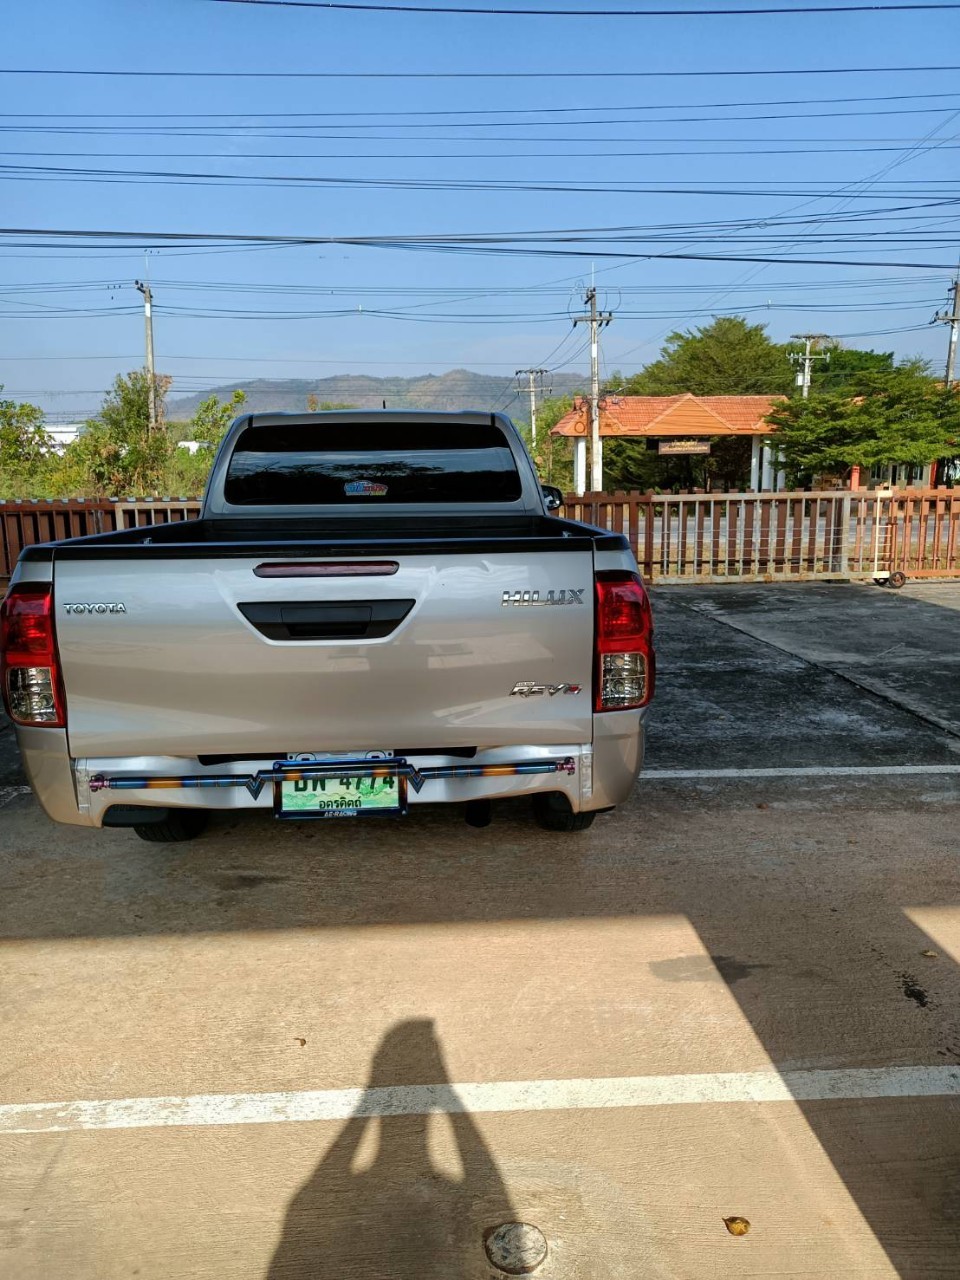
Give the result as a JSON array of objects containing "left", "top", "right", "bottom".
[{"left": 659, "top": 439, "right": 711, "bottom": 456}]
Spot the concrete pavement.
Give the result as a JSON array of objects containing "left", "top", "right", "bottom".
[
  {"left": 662, "top": 579, "right": 960, "bottom": 741},
  {"left": 2, "top": 581, "right": 959, "bottom": 1278}
]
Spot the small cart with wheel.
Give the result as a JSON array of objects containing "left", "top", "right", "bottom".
[{"left": 870, "top": 487, "right": 908, "bottom": 589}]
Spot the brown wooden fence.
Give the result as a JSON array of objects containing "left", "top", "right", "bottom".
[
  {"left": 2, "top": 490, "right": 958, "bottom": 585},
  {"left": 0, "top": 498, "right": 200, "bottom": 581},
  {"left": 561, "top": 488, "right": 960, "bottom": 583}
]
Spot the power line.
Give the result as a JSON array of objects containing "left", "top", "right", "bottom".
[
  {"left": 5, "top": 145, "right": 960, "bottom": 162},
  {"left": 2, "top": 226, "right": 957, "bottom": 268},
  {"left": 599, "top": 105, "right": 960, "bottom": 362},
  {"left": 0, "top": 285, "right": 944, "bottom": 319},
  {"left": 13, "top": 217, "right": 960, "bottom": 237},
  {"left": 10, "top": 113, "right": 960, "bottom": 137},
  {"left": 2, "top": 63, "right": 959, "bottom": 78},
  {"left": 4, "top": 290, "right": 942, "bottom": 309},
  {"left": 550, "top": 334, "right": 593, "bottom": 370},
  {"left": 0, "top": 277, "right": 943, "bottom": 294},
  {"left": 206, "top": 0, "right": 960, "bottom": 17},
  {"left": 8, "top": 104, "right": 960, "bottom": 127},
  {"left": 6, "top": 165, "right": 960, "bottom": 201},
  {"left": 0, "top": 272, "right": 946, "bottom": 294},
  {"left": 3, "top": 134, "right": 958, "bottom": 149},
  {"left": 7, "top": 386, "right": 566, "bottom": 397},
  {"left": 5, "top": 353, "right": 535, "bottom": 366},
  {"left": 7, "top": 90, "right": 960, "bottom": 118}
]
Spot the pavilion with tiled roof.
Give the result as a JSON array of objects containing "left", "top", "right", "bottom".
[{"left": 551, "top": 393, "right": 786, "bottom": 492}]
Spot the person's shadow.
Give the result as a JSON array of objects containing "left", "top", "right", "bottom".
[{"left": 266, "top": 1019, "right": 518, "bottom": 1278}]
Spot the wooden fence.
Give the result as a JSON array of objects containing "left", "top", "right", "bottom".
[
  {"left": 0, "top": 498, "right": 201, "bottom": 581},
  {"left": 561, "top": 488, "right": 960, "bottom": 583},
  {"left": 2, "top": 490, "right": 958, "bottom": 585}
]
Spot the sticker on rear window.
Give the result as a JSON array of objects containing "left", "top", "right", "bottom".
[{"left": 344, "top": 480, "right": 389, "bottom": 497}]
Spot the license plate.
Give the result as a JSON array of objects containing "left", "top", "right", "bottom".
[{"left": 274, "top": 769, "right": 406, "bottom": 819}]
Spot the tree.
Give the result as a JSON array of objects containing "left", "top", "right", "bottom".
[
  {"left": 0, "top": 389, "right": 50, "bottom": 465},
  {"left": 59, "top": 370, "right": 173, "bottom": 496},
  {"left": 189, "top": 388, "right": 247, "bottom": 451},
  {"left": 0, "top": 390, "right": 53, "bottom": 497},
  {"left": 812, "top": 346, "right": 895, "bottom": 394},
  {"left": 602, "top": 436, "right": 754, "bottom": 493},
  {"left": 306, "top": 394, "right": 357, "bottom": 413},
  {"left": 766, "top": 360, "right": 960, "bottom": 485},
  {"left": 618, "top": 316, "right": 795, "bottom": 397},
  {"left": 519, "top": 393, "right": 581, "bottom": 488}
]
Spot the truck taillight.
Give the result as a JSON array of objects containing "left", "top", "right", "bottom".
[
  {"left": 0, "top": 585, "right": 66, "bottom": 727},
  {"left": 594, "top": 572, "right": 655, "bottom": 713}
]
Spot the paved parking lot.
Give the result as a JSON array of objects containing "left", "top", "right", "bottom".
[{"left": 2, "top": 581, "right": 959, "bottom": 1278}]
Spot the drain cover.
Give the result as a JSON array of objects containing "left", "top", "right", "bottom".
[{"left": 483, "top": 1222, "right": 548, "bottom": 1274}]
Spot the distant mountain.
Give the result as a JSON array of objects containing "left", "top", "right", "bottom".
[{"left": 168, "top": 368, "right": 586, "bottom": 422}]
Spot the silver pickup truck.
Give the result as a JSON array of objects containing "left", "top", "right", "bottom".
[{"left": 1, "top": 411, "right": 654, "bottom": 841}]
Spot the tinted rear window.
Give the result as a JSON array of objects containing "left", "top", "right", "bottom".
[{"left": 224, "top": 421, "right": 523, "bottom": 506}]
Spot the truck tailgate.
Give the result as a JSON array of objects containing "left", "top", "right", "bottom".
[{"left": 54, "top": 550, "right": 596, "bottom": 758}]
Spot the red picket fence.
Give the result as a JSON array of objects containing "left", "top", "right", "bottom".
[{"left": 2, "top": 490, "right": 959, "bottom": 584}]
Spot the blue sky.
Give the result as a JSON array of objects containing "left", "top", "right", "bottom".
[{"left": 2, "top": 0, "right": 960, "bottom": 420}]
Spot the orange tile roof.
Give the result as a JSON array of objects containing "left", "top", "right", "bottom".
[{"left": 551, "top": 393, "right": 785, "bottom": 437}]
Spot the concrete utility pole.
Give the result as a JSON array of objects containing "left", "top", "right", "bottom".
[
  {"left": 789, "top": 333, "right": 831, "bottom": 399},
  {"left": 516, "top": 368, "right": 547, "bottom": 447},
  {"left": 934, "top": 278, "right": 959, "bottom": 387},
  {"left": 573, "top": 287, "right": 612, "bottom": 493},
  {"left": 135, "top": 280, "right": 158, "bottom": 433}
]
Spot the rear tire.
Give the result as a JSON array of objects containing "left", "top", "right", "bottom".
[
  {"left": 133, "top": 811, "right": 209, "bottom": 843},
  {"left": 533, "top": 793, "right": 597, "bottom": 833},
  {"left": 888, "top": 570, "right": 907, "bottom": 589}
]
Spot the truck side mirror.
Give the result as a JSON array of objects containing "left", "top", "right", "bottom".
[{"left": 541, "top": 485, "right": 564, "bottom": 512}]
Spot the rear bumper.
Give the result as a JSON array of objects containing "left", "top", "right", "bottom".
[{"left": 18, "top": 713, "right": 645, "bottom": 828}]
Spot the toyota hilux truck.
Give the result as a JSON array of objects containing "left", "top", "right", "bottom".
[{"left": 1, "top": 410, "right": 654, "bottom": 842}]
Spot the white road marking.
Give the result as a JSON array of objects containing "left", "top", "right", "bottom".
[
  {"left": 0, "top": 785, "right": 30, "bottom": 808},
  {"left": 2, "top": 1066, "right": 958, "bottom": 1135},
  {"left": 643, "top": 764, "right": 960, "bottom": 781}
]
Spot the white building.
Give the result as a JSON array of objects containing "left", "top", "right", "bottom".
[{"left": 44, "top": 423, "right": 84, "bottom": 452}]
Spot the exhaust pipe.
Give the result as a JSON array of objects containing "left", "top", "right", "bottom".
[{"left": 464, "top": 800, "right": 492, "bottom": 829}]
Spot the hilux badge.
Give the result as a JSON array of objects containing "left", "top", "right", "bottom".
[{"left": 501, "top": 589, "right": 585, "bottom": 607}]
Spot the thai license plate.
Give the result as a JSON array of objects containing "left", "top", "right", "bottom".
[{"left": 274, "top": 769, "right": 406, "bottom": 819}]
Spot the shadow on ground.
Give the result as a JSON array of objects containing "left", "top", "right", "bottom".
[
  {"left": 267, "top": 1020, "right": 516, "bottom": 1280},
  {"left": 4, "top": 784, "right": 960, "bottom": 1275}
]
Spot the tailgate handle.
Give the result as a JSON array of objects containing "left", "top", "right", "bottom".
[{"left": 238, "top": 600, "right": 414, "bottom": 641}]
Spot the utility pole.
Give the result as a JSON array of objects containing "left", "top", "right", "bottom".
[
  {"left": 934, "top": 278, "right": 959, "bottom": 387},
  {"left": 789, "top": 333, "right": 831, "bottom": 399},
  {"left": 573, "top": 287, "right": 612, "bottom": 492},
  {"left": 516, "top": 368, "right": 547, "bottom": 446},
  {"left": 135, "top": 280, "right": 157, "bottom": 433}
]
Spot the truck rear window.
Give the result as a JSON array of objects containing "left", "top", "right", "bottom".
[{"left": 224, "top": 421, "right": 523, "bottom": 505}]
